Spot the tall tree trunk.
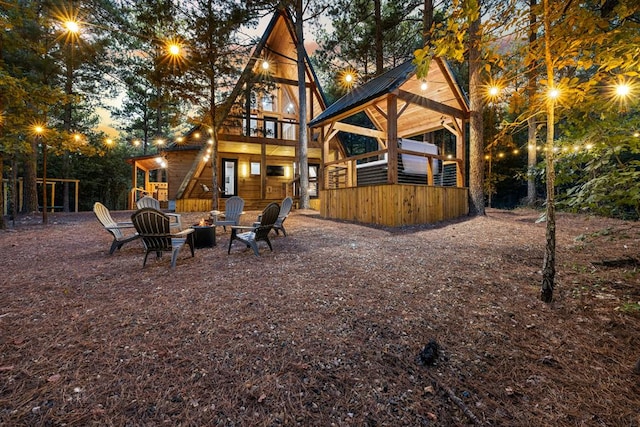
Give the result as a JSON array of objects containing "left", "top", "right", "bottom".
[
  {"left": 63, "top": 46, "right": 74, "bottom": 213},
  {"left": 541, "top": 0, "right": 556, "bottom": 303},
  {"left": 207, "top": 0, "right": 219, "bottom": 211},
  {"left": 11, "top": 155, "right": 18, "bottom": 227},
  {"left": 423, "top": 0, "right": 433, "bottom": 44},
  {"left": 23, "top": 140, "right": 39, "bottom": 213},
  {"left": 468, "top": 12, "right": 485, "bottom": 216},
  {"left": 295, "top": 0, "right": 309, "bottom": 209},
  {"left": 526, "top": 0, "right": 538, "bottom": 206},
  {"left": 374, "top": 0, "right": 383, "bottom": 75},
  {"left": 0, "top": 152, "right": 4, "bottom": 230}
]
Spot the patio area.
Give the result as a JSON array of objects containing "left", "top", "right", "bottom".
[{"left": 1, "top": 208, "right": 639, "bottom": 425}]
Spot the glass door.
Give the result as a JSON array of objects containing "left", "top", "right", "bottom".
[{"left": 221, "top": 158, "right": 237, "bottom": 197}]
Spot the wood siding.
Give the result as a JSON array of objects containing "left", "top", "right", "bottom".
[{"left": 320, "top": 184, "right": 468, "bottom": 227}]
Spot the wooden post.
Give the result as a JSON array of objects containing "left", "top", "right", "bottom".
[
  {"left": 131, "top": 163, "right": 137, "bottom": 209},
  {"left": 387, "top": 94, "right": 398, "bottom": 184},
  {"left": 321, "top": 126, "right": 327, "bottom": 191},
  {"left": 261, "top": 142, "right": 267, "bottom": 199},
  {"left": 456, "top": 118, "right": 466, "bottom": 187}
]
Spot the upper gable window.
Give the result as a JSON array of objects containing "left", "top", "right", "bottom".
[{"left": 262, "top": 93, "right": 276, "bottom": 112}]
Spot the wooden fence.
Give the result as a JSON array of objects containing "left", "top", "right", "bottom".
[{"left": 320, "top": 184, "right": 468, "bottom": 227}]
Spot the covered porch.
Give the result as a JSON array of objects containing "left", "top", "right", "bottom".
[{"left": 310, "top": 58, "right": 470, "bottom": 227}]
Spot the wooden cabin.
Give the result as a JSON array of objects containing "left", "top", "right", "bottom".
[
  {"left": 127, "top": 9, "right": 342, "bottom": 212},
  {"left": 309, "top": 58, "right": 470, "bottom": 226}
]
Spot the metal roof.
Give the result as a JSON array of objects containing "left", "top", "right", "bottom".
[{"left": 309, "top": 60, "right": 415, "bottom": 127}]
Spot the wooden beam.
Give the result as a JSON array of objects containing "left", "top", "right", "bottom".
[
  {"left": 387, "top": 94, "right": 398, "bottom": 185},
  {"left": 333, "top": 121, "right": 387, "bottom": 140},
  {"left": 397, "top": 100, "right": 410, "bottom": 118},
  {"left": 373, "top": 103, "right": 387, "bottom": 120},
  {"left": 397, "top": 89, "right": 469, "bottom": 119},
  {"left": 269, "top": 75, "right": 315, "bottom": 88}
]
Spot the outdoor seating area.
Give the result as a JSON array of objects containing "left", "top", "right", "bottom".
[{"left": 92, "top": 196, "right": 290, "bottom": 267}]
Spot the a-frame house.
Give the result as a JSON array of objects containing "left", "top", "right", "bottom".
[{"left": 127, "top": 9, "right": 342, "bottom": 212}]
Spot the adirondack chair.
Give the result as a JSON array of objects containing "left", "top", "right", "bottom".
[
  {"left": 131, "top": 208, "right": 195, "bottom": 269},
  {"left": 228, "top": 202, "right": 280, "bottom": 256},
  {"left": 211, "top": 196, "right": 244, "bottom": 232},
  {"left": 253, "top": 196, "right": 293, "bottom": 236},
  {"left": 93, "top": 202, "right": 140, "bottom": 254},
  {"left": 136, "top": 196, "right": 182, "bottom": 230}
]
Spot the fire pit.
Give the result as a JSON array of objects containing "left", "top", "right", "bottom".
[{"left": 190, "top": 218, "right": 216, "bottom": 248}]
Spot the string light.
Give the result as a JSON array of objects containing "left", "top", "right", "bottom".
[{"left": 338, "top": 68, "right": 357, "bottom": 90}]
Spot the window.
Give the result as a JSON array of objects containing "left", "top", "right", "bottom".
[
  {"left": 250, "top": 162, "right": 261, "bottom": 175},
  {"left": 242, "top": 115, "right": 259, "bottom": 136},
  {"left": 264, "top": 116, "right": 277, "bottom": 138},
  {"left": 262, "top": 93, "right": 276, "bottom": 112},
  {"left": 282, "top": 119, "right": 296, "bottom": 140}
]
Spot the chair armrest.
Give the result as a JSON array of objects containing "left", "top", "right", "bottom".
[
  {"left": 107, "top": 222, "right": 135, "bottom": 230},
  {"left": 229, "top": 225, "right": 256, "bottom": 232},
  {"left": 171, "top": 228, "right": 194, "bottom": 238}
]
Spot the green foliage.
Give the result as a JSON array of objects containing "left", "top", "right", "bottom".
[
  {"left": 313, "top": 0, "right": 424, "bottom": 85},
  {"left": 414, "top": 0, "right": 482, "bottom": 78}
]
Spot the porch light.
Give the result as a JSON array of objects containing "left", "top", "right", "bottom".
[
  {"left": 339, "top": 68, "right": 357, "bottom": 90},
  {"left": 194, "top": 132, "right": 200, "bottom": 139},
  {"left": 420, "top": 81, "right": 428, "bottom": 91},
  {"left": 261, "top": 60, "right": 270, "bottom": 70}
]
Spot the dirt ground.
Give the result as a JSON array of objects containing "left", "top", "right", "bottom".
[{"left": 1, "top": 207, "right": 639, "bottom": 426}]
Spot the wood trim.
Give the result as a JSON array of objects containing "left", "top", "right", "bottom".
[
  {"left": 333, "top": 121, "right": 387, "bottom": 139},
  {"left": 397, "top": 89, "right": 468, "bottom": 119}
]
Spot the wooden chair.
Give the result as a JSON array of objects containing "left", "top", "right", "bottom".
[
  {"left": 93, "top": 202, "right": 140, "bottom": 255},
  {"left": 253, "top": 196, "right": 293, "bottom": 236},
  {"left": 228, "top": 202, "right": 280, "bottom": 256},
  {"left": 211, "top": 196, "right": 244, "bottom": 232},
  {"left": 136, "top": 195, "right": 182, "bottom": 230},
  {"left": 131, "top": 208, "right": 195, "bottom": 269}
]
